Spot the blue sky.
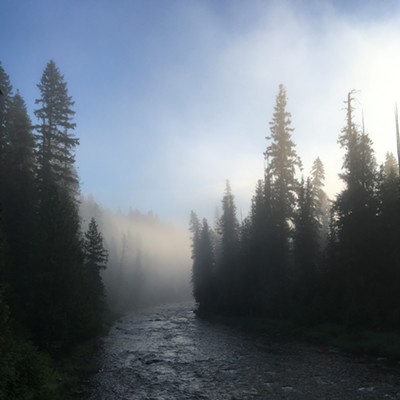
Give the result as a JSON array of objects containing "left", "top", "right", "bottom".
[{"left": 1, "top": 0, "right": 400, "bottom": 225}]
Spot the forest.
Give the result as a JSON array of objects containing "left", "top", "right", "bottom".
[
  {"left": 190, "top": 84, "right": 400, "bottom": 332},
  {"left": 0, "top": 59, "right": 193, "bottom": 399},
  {"left": 1, "top": 58, "right": 400, "bottom": 398},
  {"left": 0, "top": 61, "right": 109, "bottom": 398}
]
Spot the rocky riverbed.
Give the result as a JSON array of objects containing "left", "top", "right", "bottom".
[{"left": 85, "top": 302, "right": 400, "bottom": 399}]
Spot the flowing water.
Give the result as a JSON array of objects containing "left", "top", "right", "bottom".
[{"left": 86, "top": 302, "right": 400, "bottom": 399}]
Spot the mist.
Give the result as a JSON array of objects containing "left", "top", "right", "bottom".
[{"left": 80, "top": 195, "right": 192, "bottom": 312}]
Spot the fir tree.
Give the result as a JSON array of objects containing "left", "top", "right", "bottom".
[
  {"left": 330, "top": 91, "right": 379, "bottom": 326},
  {"left": 0, "top": 63, "right": 12, "bottom": 200},
  {"left": 31, "top": 184, "right": 84, "bottom": 350},
  {"left": 293, "top": 178, "right": 320, "bottom": 307},
  {"left": 34, "top": 60, "right": 78, "bottom": 195},
  {"left": 2, "top": 92, "right": 37, "bottom": 322},
  {"left": 189, "top": 211, "right": 201, "bottom": 266},
  {"left": 383, "top": 152, "right": 398, "bottom": 177},
  {"left": 310, "top": 157, "right": 329, "bottom": 245},
  {"left": 83, "top": 217, "right": 108, "bottom": 271},
  {"left": 192, "top": 219, "right": 215, "bottom": 311},
  {"left": 217, "top": 181, "right": 240, "bottom": 310},
  {"left": 375, "top": 163, "right": 400, "bottom": 326},
  {"left": 82, "top": 217, "right": 108, "bottom": 333},
  {"left": 265, "top": 84, "right": 301, "bottom": 229},
  {"left": 264, "top": 84, "right": 300, "bottom": 313}
]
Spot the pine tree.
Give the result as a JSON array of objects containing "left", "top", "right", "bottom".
[
  {"left": 30, "top": 63, "right": 89, "bottom": 350},
  {"left": 0, "top": 63, "right": 12, "bottom": 200},
  {"left": 192, "top": 219, "right": 215, "bottom": 311},
  {"left": 264, "top": 84, "right": 301, "bottom": 313},
  {"left": 293, "top": 178, "right": 320, "bottom": 307},
  {"left": 189, "top": 211, "right": 201, "bottom": 266},
  {"left": 83, "top": 217, "right": 108, "bottom": 271},
  {"left": 244, "top": 179, "right": 271, "bottom": 311},
  {"left": 330, "top": 91, "right": 379, "bottom": 326},
  {"left": 31, "top": 184, "right": 84, "bottom": 350},
  {"left": 310, "top": 157, "right": 329, "bottom": 245},
  {"left": 265, "top": 84, "right": 301, "bottom": 229},
  {"left": 375, "top": 163, "right": 400, "bottom": 326},
  {"left": 82, "top": 217, "right": 108, "bottom": 333},
  {"left": 34, "top": 60, "right": 78, "bottom": 195},
  {"left": 217, "top": 181, "right": 240, "bottom": 310},
  {"left": 2, "top": 92, "right": 37, "bottom": 321},
  {"left": 383, "top": 152, "right": 398, "bottom": 177}
]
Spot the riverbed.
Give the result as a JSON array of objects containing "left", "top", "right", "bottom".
[{"left": 85, "top": 302, "right": 400, "bottom": 399}]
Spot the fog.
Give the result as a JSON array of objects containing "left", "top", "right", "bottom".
[
  {"left": 2, "top": 1, "right": 400, "bottom": 226},
  {"left": 80, "top": 195, "right": 192, "bottom": 312}
]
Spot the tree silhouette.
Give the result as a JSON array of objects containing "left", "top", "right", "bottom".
[{"left": 35, "top": 60, "right": 78, "bottom": 195}]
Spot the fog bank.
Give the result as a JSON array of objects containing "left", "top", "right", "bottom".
[{"left": 80, "top": 195, "right": 192, "bottom": 312}]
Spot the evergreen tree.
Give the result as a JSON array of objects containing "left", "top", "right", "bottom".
[
  {"left": 293, "top": 178, "right": 320, "bottom": 307},
  {"left": 217, "top": 181, "right": 240, "bottom": 310},
  {"left": 82, "top": 217, "right": 108, "bottom": 333},
  {"left": 189, "top": 211, "right": 201, "bottom": 266},
  {"left": 375, "top": 163, "right": 400, "bottom": 326},
  {"left": 83, "top": 217, "right": 108, "bottom": 271},
  {"left": 2, "top": 92, "right": 37, "bottom": 322},
  {"left": 34, "top": 60, "right": 78, "bottom": 195},
  {"left": 30, "top": 62, "right": 92, "bottom": 351},
  {"left": 192, "top": 219, "right": 215, "bottom": 311},
  {"left": 244, "top": 179, "right": 272, "bottom": 312},
  {"left": 265, "top": 84, "right": 301, "bottom": 227},
  {"left": 383, "top": 151, "right": 399, "bottom": 177},
  {"left": 0, "top": 63, "right": 12, "bottom": 200},
  {"left": 264, "top": 84, "right": 300, "bottom": 313},
  {"left": 31, "top": 184, "right": 84, "bottom": 350},
  {"left": 330, "top": 91, "right": 379, "bottom": 326},
  {"left": 310, "top": 157, "right": 329, "bottom": 244}
]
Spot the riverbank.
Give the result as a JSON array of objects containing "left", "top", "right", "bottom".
[{"left": 196, "top": 311, "right": 400, "bottom": 362}]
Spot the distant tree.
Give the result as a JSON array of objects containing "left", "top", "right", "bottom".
[
  {"left": 81, "top": 217, "right": 108, "bottom": 333},
  {"left": 189, "top": 211, "right": 201, "bottom": 266},
  {"left": 127, "top": 249, "right": 144, "bottom": 307},
  {"left": 310, "top": 157, "right": 329, "bottom": 244},
  {"left": 217, "top": 181, "right": 240, "bottom": 310},
  {"left": 192, "top": 219, "right": 215, "bottom": 311},
  {"left": 383, "top": 152, "right": 399, "bottom": 177},
  {"left": 34, "top": 60, "right": 78, "bottom": 195},
  {"left": 83, "top": 217, "right": 108, "bottom": 271}
]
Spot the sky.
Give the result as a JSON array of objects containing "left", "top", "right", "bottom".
[{"left": 1, "top": 0, "right": 400, "bottom": 226}]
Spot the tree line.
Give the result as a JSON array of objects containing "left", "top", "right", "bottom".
[
  {"left": 81, "top": 195, "right": 192, "bottom": 313},
  {"left": 190, "top": 85, "right": 400, "bottom": 330},
  {"left": 0, "top": 60, "right": 108, "bottom": 398}
]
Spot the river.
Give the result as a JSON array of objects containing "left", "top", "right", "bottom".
[{"left": 85, "top": 302, "right": 400, "bottom": 399}]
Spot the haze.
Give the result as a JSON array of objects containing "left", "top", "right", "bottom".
[{"left": 2, "top": 0, "right": 400, "bottom": 304}]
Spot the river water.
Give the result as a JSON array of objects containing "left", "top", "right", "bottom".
[{"left": 86, "top": 302, "right": 400, "bottom": 399}]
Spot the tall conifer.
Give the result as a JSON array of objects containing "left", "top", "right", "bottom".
[
  {"left": 34, "top": 60, "right": 78, "bottom": 195},
  {"left": 264, "top": 84, "right": 300, "bottom": 313}
]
